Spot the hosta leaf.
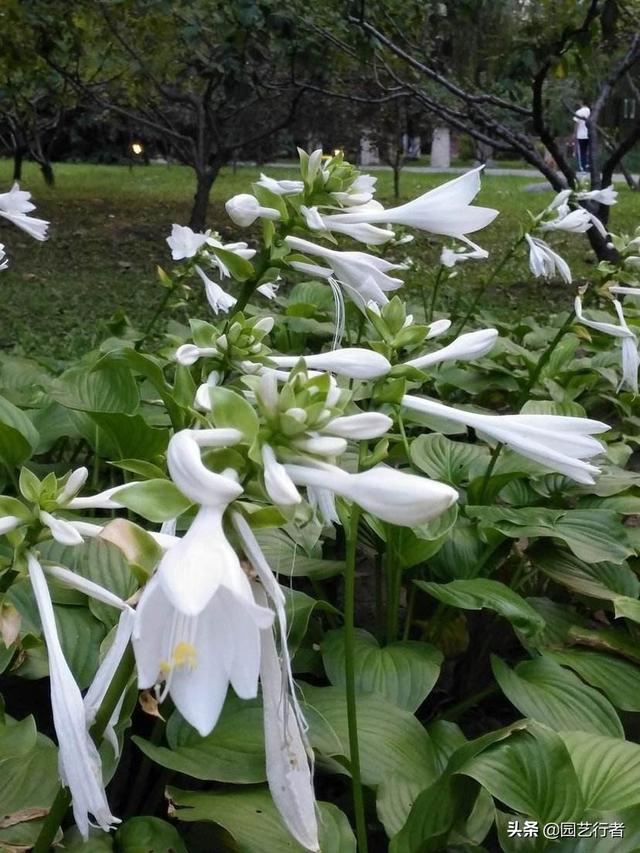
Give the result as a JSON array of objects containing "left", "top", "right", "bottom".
[
  {"left": 410, "top": 434, "right": 488, "bottom": 486},
  {"left": 303, "top": 685, "right": 437, "bottom": 787},
  {"left": 561, "top": 731, "right": 640, "bottom": 811},
  {"left": 491, "top": 656, "right": 623, "bottom": 737},
  {"left": 532, "top": 547, "right": 639, "bottom": 600},
  {"left": 167, "top": 786, "right": 355, "bottom": 853},
  {"left": 613, "top": 595, "right": 640, "bottom": 623},
  {"left": 210, "top": 387, "right": 259, "bottom": 441},
  {"left": 459, "top": 725, "right": 583, "bottom": 824},
  {"left": 254, "top": 528, "right": 343, "bottom": 579},
  {"left": 428, "top": 518, "right": 486, "bottom": 581},
  {"left": 115, "top": 817, "right": 187, "bottom": 852},
  {"left": 0, "top": 716, "right": 59, "bottom": 849},
  {"left": 321, "top": 628, "right": 442, "bottom": 711},
  {"left": 0, "top": 394, "right": 39, "bottom": 465},
  {"left": 51, "top": 364, "right": 139, "bottom": 414},
  {"left": 134, "top": 696, "right": 266, "bottom": 783},
  {"left": 113, "top": 479, "right": 193, "bottom": 523},
  {"left": 544, "top": 649, "right": 640, "bottom": 711},
  {"left": 467, "top": 506, "right": 633, "bottom": 563},
  {"left": 415, "top": 579, "right": 545, "bottom": 639},
  {"left": 53, "top": 605, "right": 106, "bottom": 688},
  {"left": 87, "top": 412, "right": 170, "bottom": 461}
]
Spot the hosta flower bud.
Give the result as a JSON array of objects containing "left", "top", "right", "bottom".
[
  {"left": 225, "top": 194, "right": 281, "bottom": 227},
  {"left": 322, "top": 413, "right": 392, "bottom": 440},
  {"left": 262, "top": 445, "right": 301, "bottom": 506},
  {"left": 406, "top": 328, "right": 498, "bottom": 370},
  {"left": 270, "top": 348, "right": 390, "bottom": 380},
  {"left": 175, "top": 344, "right": 217, "bottom": 366}
]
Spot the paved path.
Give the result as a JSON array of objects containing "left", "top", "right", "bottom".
[{"left": 264, "top": 161, "right": 635, "bottom": 183}]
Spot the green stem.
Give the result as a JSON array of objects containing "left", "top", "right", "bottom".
[
  {"left": 138, "top": 283, "right": 176, "bottom": 348},
  {"left": 454, "top": 235, "right": 525, "bottom": 334},
  {"left": 520, "top": 309, "right": 576, "bottom": 404},
  {"left": 477, "top": 442, "right": 504, "bottom": 503},
  {"left": 428, "top": 265, "right": 445, "bottom": 322},
  {"left": 385, "top": 524, "right": 401, "bottom": 644},
  {"left": 344, "top": 503, "right": 368, "bottom": 853},
  {"left": 402, "top": 584, "right": 416, "bottom": 641},
  {"left": 396, "top": 409, "right": 412, "bottom": 461},
  {"left": 33, "top": 646, "right": 136, "bottom": 853}
]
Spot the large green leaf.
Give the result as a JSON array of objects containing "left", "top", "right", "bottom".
[
  {"left": 410, "top": 434, "right": 488, "bottom": 486},
  {"left": 544, "top": 649, "right": 640, "bottom": 712},
  {"left": 427, "top": 517, "right": 487, "bottom": 581},
  {"left": 87, "top": 412, "right": 170, "bottom": 461},
  {"left": 321, "top": 628, "right": 442, "bottom": 712},
  {"left": 491, "top": 656, "right": 623, "bottom": 737},
  {"left": 54, "top": 604, "right": 106, "bottom": 688},
  {"left": 51, "top": 363, "right": 139, "bottom": 414},
  {"left": 0, "top": 715, "right": 59, "bottom": 849},
  {"left": 0, "top": 393, "right": 39, "bottom": 466},
  {"left": 467, "top": 506, "right": 633, "bottom": 563},
  {"left": 415, "top": 579, "right": 545, "bottom": 639},
  {"left": 303, "top": 685, "right": 438, "bottom": 835},
  {"left": 460, "top": 725, "right": 583, "bottom": 824},
  {"left": 561, "top": 731, "right": 640, "bottom": 811},
  {"left": 532, "top": 546, "right": 639, "bottom": 600},
  {"left": 115, "top": 817, "right": 187, "bottom": 852},
  {"left": 134, "top": 696, "right": 266, "bottom": 783},
  {"left": 254, "top": 529, "right": 343, "bottom": 579},
  {"left": 167, "top": 786, "right": 355, "bottom": 853}
]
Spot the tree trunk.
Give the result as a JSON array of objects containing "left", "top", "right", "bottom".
[
  {"left": 12, "top": 147, "right": 24, "bottom": 181},
  {"left": 39, "top": 160, "right": 55, "bottom": 187},
  {"left": 189, "top": 166, "right": 218, "bottom": 232},
  {"left": 393, "top": 162, "right": 401, "bottom": 199}
]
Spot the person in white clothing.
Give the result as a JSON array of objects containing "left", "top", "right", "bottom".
[{"left": 573, "top": 103, "right": 591, "bottom": 172}]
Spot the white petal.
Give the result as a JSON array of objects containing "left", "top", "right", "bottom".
[{"left": 40, "top": 511, "right": 84, "bottom": 545}]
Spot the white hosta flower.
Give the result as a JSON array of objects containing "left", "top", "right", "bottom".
[
  {"left": 426, "top": 318, "right": 452, "bottom": 339},
  {"left": 440, "top": 241, "right": 488, "bottom": 267},
  {"left": 166, "top": 224, "right": 209, "bottom": 260},
  {"left": 540, "top": 207, "right": 591, "bottom": 233},
  {"left": 256, "top": 173, "right": 304, "bottom": 195},
  {"left": 320, "top": 167, "right": 498, "bottom": 241},
  {"left": 205, "top": 236, "right": 256, "bottom": 278},
  {"left": 285, "top": 235, "right": 404, "bottom": 306},
  {"left": 576, "top": 186, "right": 618, "bottom": 205},
  {"left": 405, "top": 328, "right": 498, "bottom": 370},
  {"left": 574, "top": 295, "right": 639, "bottom": 394},
  {"left": 0, "top": 515, "right": 21, "bottom": 535},
  {"left": 525, "top": 234, "right": 572, "bottom": 284},
  {"left": 194, "top": 370, "right": 221, "bottom": 412},
  {"left": 133, "top": 430, "right": 274, "bottom": 735},
  {"left": 257, "top": 279, "right": 280, "bottom": 299},
  {"left": 284, "top": 462, "right": 458, "bottom": 526},
  {"left": 331, "top": 173, "right": 377, "bottom": 207},
  {"left": 321, "top": 412, "right": 392, "bottom": 440},
  {"left": 0, "top": 243, "right": 7, "bottom": 271},
  {"left": 27, "top": 553, "right": 118, "bottom": 837},
  {"left": 231, "top": 514, "right": 319, "bottom": 851},
  {"left": 57, "top": 467, "right": 89, "bottom": 506},
  {"left": 0, "top": 183, "right": 49, "bottom": 241},
  {"left": 300, "top": 205, "right": 394, "bottom": 245},
  {"left": 402, "top": 395, "right": 608, "bottom": 484},
  {"left": 195, "top": 265, "right": 236, "bottom": 315},
  {"left": 40, "top": 510, "right": 84, "bottom": 546},
  {"left": 269, "top": 347, "right": 391, "bottom": 379},
  {"left": 225, "top": 194, "right": 281, "bottom": 227},
  {"left": 175, "top": 343, "right": 217, "bottom": 366},
  {"left": 305, "top": 148, "right": 324, "bottom": 184},
  {"left": 67, "top": 481, "right": 141, "bottom": 510},
  {"left": 262, "top": 445, "right": 301, "bottom": 506},
  {"left": 609, "top": 286, "right": 640, "bottom": 297}
]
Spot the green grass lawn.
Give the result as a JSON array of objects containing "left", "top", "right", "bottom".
[{"left": 1, "top": 159, "right": 639, "bottom": 359}]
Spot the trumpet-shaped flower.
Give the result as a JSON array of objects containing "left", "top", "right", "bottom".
[
  {"left": 257, "top": 278, "right": 280, "bottom": 299},
  {"left": 300, "top": 205, "right": 394, "bottom": 245},
  {"left": 440, "top": 240, "right": 488, "bottom": 267},
  {"left": 402, "top": 395, "right": 608, "bottom": 484},
  {"left": 0, "top": 183, "right": 49, "bottom": 241},
  {"left": 321, "top": 412, "right": 392, "bottom": 440},
  {"left": 166, "top": 224, "right": 209, "bottom": 260},
  {"left": 331, "top": 173, "right": 377, "bottom": 207},
  {"left": 284, "top": 462, "right": 458, "bottom": 526},
  {"left": 525, "top": 234, "right": 572, "bottom": 283},
  {"left": 576, "top": 186, "right": 618, "bottom": 205},
  {"left": 574, "top": 295, "right": 639, "bottom": 394},
  {"left": 262, "top": 444, "right": 301, "bottom": 506},
  {"left": 269, "top": 347, "right": 391, "bottom": 379},
  {"left": 133, "top": 429, "right": 274, "bottom": 735},
  {"left": 195, "top": 265, "right": 236, "bottom": 315},
  {"left": 175, "top": 343, "right": 217, "bottom": 366},
  {"left": 320, "top": 167, "right": 498, "bottom": 241},
  {"left": 256, "top": 173, "right": 304, "bottom": 195},
  {"left": 205, "top": 236, "right": 256, "bottom": 278},
  {"left": 540, "top": 207, "right": 592, "bottom": 233},
  {"left": 27, "top": 553, "right": 119, "bottom": 837},
  {"left": 405, "top": 328, "right": 498, "bottom": 370},
  {"left": 285, "top": 235, "right": 404, "bottom": 306},
  {"left": 225, "top": 194, "right": 281, "bottom": 227}
]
